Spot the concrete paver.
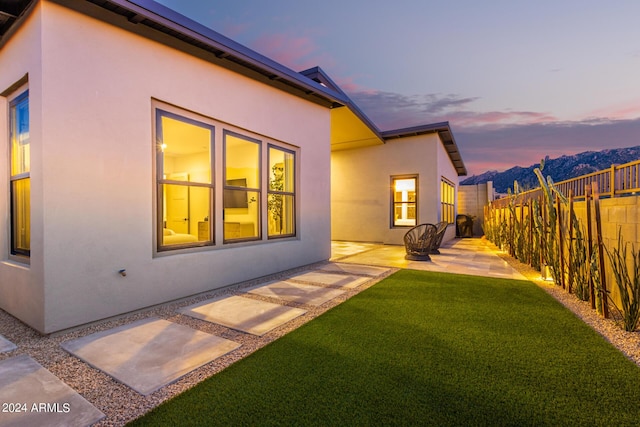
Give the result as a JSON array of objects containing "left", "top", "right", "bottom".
[
  {"left": 247, "top": 280, "right": 345, "bottom": 306},
  {"left": 286, "top": 271, "right": 372, "bottom": 288},
  {"left": 0, "top": 355, "right": 105, "bottom": 427},
  {"left": 61, "top": 318, "right": 240, "bottom": 396},
  {"left": 180, "top": 295, "right": 307, "bottom": 336}
]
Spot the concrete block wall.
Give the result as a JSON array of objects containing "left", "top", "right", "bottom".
[{"left": 458, "top": 183, "right": 495, "bottom": 236}]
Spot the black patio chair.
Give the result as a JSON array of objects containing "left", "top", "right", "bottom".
[
  {"left": 430, "top": 221, "right": 449, "bottom": 254},
  {"left": 404, "top": 223, "right": 438, "bottom": 261}
]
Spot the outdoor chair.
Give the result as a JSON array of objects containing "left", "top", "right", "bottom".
[
  {"left": 430, "top": 221, "right": 449, "bottom": 254},
  {"left": 404, "top": 223, "right": 438, "bottom": 261}
]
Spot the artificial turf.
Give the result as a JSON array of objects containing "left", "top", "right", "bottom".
[{"left": 129, "top": 270, "right": 640, "bottom": 426}]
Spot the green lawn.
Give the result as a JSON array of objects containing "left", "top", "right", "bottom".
[{"left": 130, "top": 270, "right": 640, "bottom": 426}]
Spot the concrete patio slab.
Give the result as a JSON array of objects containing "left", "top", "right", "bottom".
[
  {"left": 330, "top": 241, "right": 381, "bottom": 260},
  {"left": 335, "top": 239, "right": 526, "bottom": 280},
  {"left": 0, "top": 354, "right": 105, "bottom": 427},
  {"left": 286, "top": 271, "right": 372, "bottom": 289},
  {"left": 61, "top": 317, "right": 240, "bottom": 396},
  {"left": 179, "top": 295, "right": 306, "bottom": 336},
  {"left": 247, "top": 280, "right": 345, "bottom": 306},
  {"left": 0, "top": 335, "right": 16, "bottom": 353}
]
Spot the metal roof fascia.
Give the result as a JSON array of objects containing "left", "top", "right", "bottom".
[{"left": 96, "top": 0, "right": 349, "bottom": 106}]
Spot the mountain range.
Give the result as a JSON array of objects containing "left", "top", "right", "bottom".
[{"left": 461, "top": 145, "right": 640, "bottom": 194}]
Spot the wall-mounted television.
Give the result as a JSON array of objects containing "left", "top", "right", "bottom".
[{"left": 224, "top": 178, "right": 248, "bottom": 208}]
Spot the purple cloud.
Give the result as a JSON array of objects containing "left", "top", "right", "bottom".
[{"left": 347, "top": 90, "right": 640, "bottom": 176}]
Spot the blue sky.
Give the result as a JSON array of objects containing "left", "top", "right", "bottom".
[{"left": 154, "top": 0, "right": 640, "bottom": 175}]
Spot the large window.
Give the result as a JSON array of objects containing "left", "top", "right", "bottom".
[
  {"left": 223, "top": 131, "right": 260, "bottom": 242},
  {"left": 10, "top": 91, "right": 30, "bottom": 258},
  {"left": 441, "top": 178, "right": 455, "bottom": 224},
  {"left": 154, "top": 105, "right": 298, "bottom": 251},
  {"left": 268, "top": 145, "right": 295, "bottom": 238},
  {"left": 391, "top": 175, "right": 417, "bottom": 227},
  {"left": 156, "top": 110, "right": 214, "bottom": 250}
]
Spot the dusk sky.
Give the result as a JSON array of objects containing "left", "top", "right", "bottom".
[{"left": 154, "top": 0, "right": 640, "bottom": 176}]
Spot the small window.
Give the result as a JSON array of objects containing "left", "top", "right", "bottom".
[
  {"left": 391, "top": 176, "right": 417, "bottom": 227},
  {"left": 10, "top": 90, "right": 30, "bottom": 258},
  {"left": 223, "top": 131, "right": 261, "bottom": 242},
  {"left": 441, "top": 178, "right": 455, "bottom": 224},
  {"left": 156, "top": 109, "right": 214, "bottom": 250},
  {"left": 268, "top": 145, "right": 295, "bottom": 238}
]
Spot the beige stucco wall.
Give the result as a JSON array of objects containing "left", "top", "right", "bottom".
[
  {"left": 331, "top": 133, "right": 460, "bottom": 245},
  {"left": 0, "top": 2, "right": 332, "bottom": 333},
  {"left": 0, "top": 4, "right": 46, "bottom": 331}
]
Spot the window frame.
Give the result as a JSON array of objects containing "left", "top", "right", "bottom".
[
  {"left": 390, "top": 174, "right": 418, "bottom": 228},
  {"left": 9, "top": 89, "right": 30, "bottom": 260},
  {"left": 155, "top": 108, "right": 215, "bottom": 252},
  {"left": 267, "top": 144, "right": 296, "bottom": 239},
  {"left": 441, "top": 177, "right": 455, "bottom": 224},
  {"left": 222, "top": 130, "right": 262, "bottom": 243}
]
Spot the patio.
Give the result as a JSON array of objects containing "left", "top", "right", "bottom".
[{"left": 331, "top": 238, "right": 526, "bottom": 281}]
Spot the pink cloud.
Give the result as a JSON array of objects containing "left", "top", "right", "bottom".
[
  {"left": 251, "top": 33, "right": 334, "bottom": 71},
  {"left": 582, "top": 100, "right": 640, "bottom": 121}
]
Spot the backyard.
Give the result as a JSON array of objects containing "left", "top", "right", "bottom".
[{"left": 130, "top": 269, "right": 640, "bottom": 426}]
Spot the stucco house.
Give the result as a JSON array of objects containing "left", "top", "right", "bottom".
[
  {"left": 0, "top": 0, "right": 466, "bottom": 334},
  {"left": 301, "top": 67, "right": 467, "bottom": 245}
]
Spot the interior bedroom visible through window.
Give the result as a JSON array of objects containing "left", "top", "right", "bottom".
[{"left": 156, "top": 109, "right": 214, "bottom": 250}]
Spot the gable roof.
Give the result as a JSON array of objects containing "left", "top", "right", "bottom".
[{"left": 2, "top": 0, "right": 466, "bottom": 176}]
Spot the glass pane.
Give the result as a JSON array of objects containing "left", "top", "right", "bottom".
[
  {"left": 395, "top": 202, "right": 416, "bottom": 226},
  {"left": 393, "top": 177, "right": 416, "bottom": 226},
  {"left": 160, "top": 115, "right": 212, "bottom": 183},
  {"left": 393, "top": 178, "right": 415, "bottom": 202},
  {"left": 12, "top": 178, "right": 30, "bottom": 254},
  {"left": 225, "top": 133, "right": 260, "bottom": 189},
  {"left": 269, "top": 147, "right": 294, "bottom": 192},
  {"left": 268, "top": 194, "right": 294, "bottom": 236},
  {"left": 224, "top": 190, "right": 259, "bottom": 240},
  {"left": 161, "top": 184, "right": 210, "bottom": 245},
  {"left": 11, "top": 95, "right": 30, "bottom": 176}
]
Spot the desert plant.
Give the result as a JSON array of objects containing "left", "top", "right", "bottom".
[
  {"left": 569, "top": 217, "right": 591, "bottom": 301},
  {"left": 603, "top": 232, "right": 640, "bottom": 332}
]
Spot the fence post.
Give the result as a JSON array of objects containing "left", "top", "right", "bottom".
[
  {"left": 593, "top": 182, "right": 609, "bottom": 318},
  {"left": 528, "top": 199, "right": 534, "bottom": 266},
  {"left": 568, "top": 190, "right": 574, "bottom": 294},
  {"left": 539, "top": 195, "right": 545, "bottom": 271},
  {"left": 556, "top": 193, "right": 565, "bottom": 289},
  {"left": 610, "top": 164, "right": 616, "bottom": 197},
  {"left": 586, "top": 184, "right": 595, "bottom": 309}
]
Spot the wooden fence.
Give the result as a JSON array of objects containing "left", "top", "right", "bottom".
[
  {"left": 491, "top": 159, "right": 640, "bottom": 209},
  {"left": 483, "top": 158, "right": 640, "bottom": 322}
]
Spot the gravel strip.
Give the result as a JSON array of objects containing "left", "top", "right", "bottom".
[{"left": 0, "top": 263, "right": 396, "bottom": 427}]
